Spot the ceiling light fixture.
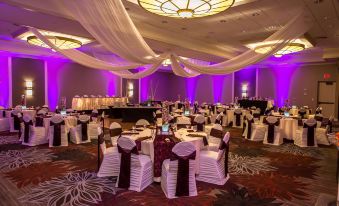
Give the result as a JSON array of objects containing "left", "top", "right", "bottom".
[
  {"left": 27, "top": 36, "right": 82, "bottom": 50},
  {"left": 17, "top": 29, "right": 92, "bottom": 50},
  {"left": 254, "top": 43, "right": 305, "bottom": 58},
  {"left": 138, "top": 0, "right": 235, "bottom": 19}
]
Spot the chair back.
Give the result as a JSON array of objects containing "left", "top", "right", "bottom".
[
  {"left": 135, "top": 119, "right": 150, "bottom": 127},
  {"left": 109, "top": 122, "right": 122, "bottom": 137},
  {"left": 177, "top": 116, "right": 191, "bottom": 125}
]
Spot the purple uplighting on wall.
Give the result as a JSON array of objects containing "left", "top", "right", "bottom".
[
  {"left": 185, "top": 76, "right": 199, "bottom": 102},
  {"left": 212, "top": 75, "right": 224, "bottom": 103},
  {"left": 101, "top": 70, "right": 119, "bottom": 96},
  {"left": 272, "top": 63, "right": 299, "bottom": 107},
  {"left": 45, "top": 59, "right": 66, "bottom": 110},
  {"left": 0, "top": 56, "right": 10, "bottom": 107}
]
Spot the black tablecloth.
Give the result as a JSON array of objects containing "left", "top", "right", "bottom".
[
  {"left": 238, "top": 100, "right": 267, "bottom": 114},
  {"left": 109, "top": 107, "right": 159, "bottom": 123}
]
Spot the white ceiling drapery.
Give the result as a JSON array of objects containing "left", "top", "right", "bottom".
[{"left": 19, "top": 0, "right": 312, "bottom": 78}]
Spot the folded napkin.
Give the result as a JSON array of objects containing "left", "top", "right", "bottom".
[
  {"left": 186, "top": 134, "right": 209, "bottom": 146},
  {"left": 122, "top": 131, "right": 140, "bottom": 135},
  {"left": 135, "top": 128, "right": 144, "bottom": 131},
  {"left": 186, "top": 129, "right": 194, "bottom": 133},
  {"left": 169, "top": 135, "right": 182, "bottom": 143}
]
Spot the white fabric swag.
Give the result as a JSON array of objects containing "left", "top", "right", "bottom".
[{"left": 25, "top": 0, "right": 312, "bottom": 78}]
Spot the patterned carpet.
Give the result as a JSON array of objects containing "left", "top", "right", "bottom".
[{"left": 0, "top": 127, "right": 337, "bottom": 206}]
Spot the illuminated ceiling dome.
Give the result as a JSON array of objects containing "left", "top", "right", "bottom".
[
  {"left": 27, "top": 36, "right": 82, "bottom": 50},
  {"left": 255, "top": 43, "right": 305, "bottom": 58},
  {"left": 138, "top": 0, "right": 235, "bottom": 18}
]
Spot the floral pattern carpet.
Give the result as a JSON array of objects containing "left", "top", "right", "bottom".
[{"left": 0, "top": 128, "right": 337, "bottom": 206}]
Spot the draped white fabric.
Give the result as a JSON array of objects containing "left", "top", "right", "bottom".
[
  {"left": 174, "top": 9, "right": 312, "bottom": 74},
  {"left": 54, "top": 0, "right": 162, "bottom": 64},
  {"left": 18, "top": 0, "right": 312, "bottom": 78},
  {"left": 30, "top": 28, "right": 165, "bottom": 79}
]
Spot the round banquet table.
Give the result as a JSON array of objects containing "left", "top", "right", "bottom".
[
  {"left": 279, "top": 117, "right": 298, "bottom": 140},
  {"left": 122, "top": 128, "right": 207, "bottom": 182},
  {"left": 43, "top": 115, "right": 78, "bottom": 136}
]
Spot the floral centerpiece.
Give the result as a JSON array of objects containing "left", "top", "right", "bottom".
[{"left": 161, "top": 101, "right": 171, "bottom": 132}]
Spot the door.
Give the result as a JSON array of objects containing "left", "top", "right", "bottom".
[{"left": 317, "top": 81, "right": 336, "bottom": 117}]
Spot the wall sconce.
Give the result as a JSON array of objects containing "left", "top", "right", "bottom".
[
  {"left": 127, "top": 82, "right": 134, "bottom": 98},
  {"left": 25, "top": 81, "right": 33, "bottom": 96},
  {"left": 241, "top": 83, "right": 248, "bottom": 98}
]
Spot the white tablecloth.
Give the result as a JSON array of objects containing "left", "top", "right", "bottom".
[
  {"left": 123, "top": 128, "right": 207, "bottom": 177},
  {"left": 43, "top": 116, "right": 78, "bottom": 136},
  {"left": 5, "top": 110, "right": 36, "bottom": 118}
]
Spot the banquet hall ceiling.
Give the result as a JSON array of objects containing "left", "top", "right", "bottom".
[{"left": 0, "top": 0, "right": 338, "bottom": 64}]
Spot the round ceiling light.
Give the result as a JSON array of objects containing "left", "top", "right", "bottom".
[
  {"left": 254, "top": 43, "right": 305, "bottom": 58},
  {"left": 27, "top": 35, "right": 82, "bottom": 50},
  {"left": 138, "top": 0, "right": 235, "bottom": 19}
]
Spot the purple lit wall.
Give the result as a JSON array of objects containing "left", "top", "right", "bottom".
[
  {"left": 46, "top": 59, "right": 121, "bottom": 109},
  {"left": 140, "top": 71, "right": 171, "bottom": 102},
  {"left": 12, "top": 57, "right": 45, "bottom": 107},
  {"left": 45, "top": 58, "right": 67, "bottom": 110},
  {"left": 140, "top": 71, "right": 232, "bottom": 104},
  {"left": 0, "top": 56, "right": 10, "bottom": 107},
  {"left": 234, "top": 67, "right": 256, "bottom": 99},
  {"left": 258, "top": 63, "right": 338, "bottom": 108}
]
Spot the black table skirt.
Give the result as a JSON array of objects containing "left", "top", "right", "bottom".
[
  {"left": 109, "top": 107, "right": 159, "bottom": 123},
  {"left": 238, "top": 100, "right": 268, "bottom": 115}
]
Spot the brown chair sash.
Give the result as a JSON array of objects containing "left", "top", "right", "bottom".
[
  {"left": 23, "top": 120, "right": 33, "bottom": 143},
  {"left": 50, "top": 121, "right": 65, "bottom": 146},
  {"left": 246, "top": 119, "right": 254, "bottom": 139},
  {"left": 109, "top": 128, "right": 122, "bottom": 137},
  {"left": 192, "top": 122, "right": 204, "bottom": 132},
  {"left": 170, "top": 151, "right": 196, "bottom": 197},
  {"left": 12, "top": 113, "right": 22, "bottom": 131},
  {"left": 35, "top": 116, "right": 44, "bottom": 127},
  {"left": 77, "top": 120, "right": 89, "bottom": 141},
  {"left": 219, "top": 141, "right": 229, "bottom": 177},
  {"left": 90, "top": 113, "right": 98, "bottom": 122},
  {"left": 210, "top": 128, "right": 224, "bottom": 139},
  {"left": 235, "top": 113, "right": 241, "bottom": 126},
  {"left": 264, "top": 118, "right": 280, "bottom": 144},
  {"left": 299, "top": 110, "right": 306, "bottom": 119},
  {"left": 304, "top": 123, "right": 316, "bottom": 146},
  {"left": 98, "top": 132, "right": 105, "bottom": 145},
  {"left": 117, "top": 145, "right": 139, "bottom": 189}
]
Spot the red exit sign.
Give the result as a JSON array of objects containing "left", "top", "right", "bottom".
[{"left": 323, "top": 73, "right": 331, "bottom": 79}]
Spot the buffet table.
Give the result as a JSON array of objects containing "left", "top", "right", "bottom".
[
  {"left": 72, "top": 97, "right": 128, "bottom": 110},
  {"left": 109, "top": 106, "right": 160, "bottom": 122}
]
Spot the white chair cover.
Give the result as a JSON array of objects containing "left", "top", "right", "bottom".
[
  {"left": 70, "top": 115, "right": 91, "bottom": 144},
  {"left": 135, "top": 119, "right": 150, "bottom": 127},
  {"left": 110, "top": 122, "right": 122, "bottom": 146},
  {"left": 161, "top": 142, "right": 197, "bottom": 199},
  {"left": 48, "top": 115, "right": 68, "bottom": 147},
  {"left": 208, "top": 124, "right": 224, "bottom": 152},
  {"left": 295, "top": 118, "right": 318, "bottom": 147},
  {"left": 197, "top": 132, "right": 230, "bottom": 185},
  {"left": 263, "top": 116, "right": 283, "bottom": 145},
  {"left": 21, "top": 115, "right": 47, "bottom": 146},
  {"left": 233, "top": 109, "right": 243, "bottom": 128},
  {"left": 115, "top": 136, "right": 153, "bottom": 192},
  {"left": 10, "top": 110, "right": 22, "bottom": 133},
  {"left": 97, "top": 127, "right": 120, "bottom": 177}
]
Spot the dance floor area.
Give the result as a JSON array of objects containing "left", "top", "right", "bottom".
[{"left": 0, "top": 123, "right": 336, "bottom": 206}]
